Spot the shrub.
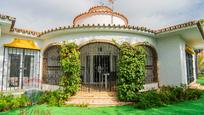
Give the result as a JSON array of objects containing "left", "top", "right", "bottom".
[
  {"left": 198, "top": 73, "right": 204, "bottom": 79},
  {"left": 10, "top": 97, "right": 21, "bottom": 109},
  {"left": 0, "top": 99, "right": 9, "bottom": 111},
  {"left": 185, "top": 88, "right": 203, "bottom": 100},
  {"left": 39, "top": 90, "right": 65, "bottom": 106},
  {"left": 117, "top": 42, "right": 146, "bottom": 101},
  {"left": 135, "top": 86, "right": 204, "bottom": 109},
  {"left": 0, "top": 93, "right": 30, "bottom": 112},
  {"left": 135, "top": 90, "right": 163, "bottom": 109}
]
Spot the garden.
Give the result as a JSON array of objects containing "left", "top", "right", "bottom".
[
  {"left": 0, "top": 88, "right": 204, "bottom": 115},
  {"left": 0, "top": 42, "right": 204, "bottom": 115}
]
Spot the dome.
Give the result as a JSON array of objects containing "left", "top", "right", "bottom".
[
  {"left": 73, "top": 5, "right": 128, "bottom": 26},
  {"left": 88, "top": 6, "right": 113, "bottom": 12}
]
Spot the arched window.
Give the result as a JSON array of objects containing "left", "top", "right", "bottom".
[
  {"left": 43, "top": 45, "right": 62, "bottom": 86},
  {"left": 144, "top": 46, "right": 157, "bottom": 83}
]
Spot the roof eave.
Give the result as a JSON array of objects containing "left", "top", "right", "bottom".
[{"left": 197, "top": 20, "right": 204, "bottom": 40}]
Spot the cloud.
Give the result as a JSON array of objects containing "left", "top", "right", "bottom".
[
  {"left": 0, "top": 0, "right": 96, "bottom": 30},
  {"left": 0, "top": 0, "right": 204, "bottom": 31},
  {"left": 116, "top": 0, "right": 204, "bottom": 28}
]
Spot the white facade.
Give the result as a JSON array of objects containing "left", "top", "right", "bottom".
[{"left": 0, "top": 5, "right": 204, "bottom": 92}]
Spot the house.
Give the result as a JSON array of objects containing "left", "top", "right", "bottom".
[{"left": 0, "top": 5, "right": 204, "bottom": 93}]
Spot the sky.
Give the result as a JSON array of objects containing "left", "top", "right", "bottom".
[{"left": 0, "top": 0, "right": 204, "bottom": 31}]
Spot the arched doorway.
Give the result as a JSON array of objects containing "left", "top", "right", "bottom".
[
  {"left": 42, "top": 45, "right": 62, "bottom": 90},
  {"left": 80, "top": 42, "right": 119, "bottom": 91}
]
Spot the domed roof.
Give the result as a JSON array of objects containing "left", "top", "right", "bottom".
[
  {"left": 73, "top": 5, "right": 128, "bottom": 26},
  {"left": 88, "top": 6, "right": 113, "bottom": 12}
]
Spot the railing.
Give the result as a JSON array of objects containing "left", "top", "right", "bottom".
[{"left": 80, "top": 72, "right": 117, "bottom": 92}]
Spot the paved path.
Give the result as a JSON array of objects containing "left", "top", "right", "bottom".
[{"left": 189, "top": 82, "right": 204, "bottom": 90}]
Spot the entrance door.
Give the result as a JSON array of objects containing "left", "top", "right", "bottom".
[
  {"left": 9, "top": 55, "right": 33, "bottom": 88},
  {"left": 93, "top": 55, "right": 110, "bottom": 83}
]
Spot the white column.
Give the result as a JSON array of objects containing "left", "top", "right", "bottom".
[
  {"left": 39, "top": 51, "right": 44, "bottom": 89},
  {"left": 19, "top": 51, "right": 23, "bottom": 90}
]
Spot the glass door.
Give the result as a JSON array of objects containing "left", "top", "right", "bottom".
[
  {"left": 9, "top": 54, "right": 21, "bottom": 87},
  {"left": 23, "top": 55, "right": 34, "bottom": 88}
]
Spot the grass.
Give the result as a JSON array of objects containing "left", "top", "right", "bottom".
[
  {"left": 197, "top": 79, "right": 204, "bottom": 85},
  {"left": 197, "top": 76, "right": 204, "bottom": 85},
  {"left": 197, "top": 73, "right": 204, "bottom": 85},
  {"left": 1, "top": 94, "right": 204, "bottom": 115}
]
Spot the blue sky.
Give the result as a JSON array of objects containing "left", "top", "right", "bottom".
[{"left": 0, "top": 0, "right": 204, "bottom": 31}]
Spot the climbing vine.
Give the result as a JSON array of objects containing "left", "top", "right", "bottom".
[
  {"left": 117, "top": 42, "right": 146, "bottom": 101},
  {"left": 60, "top": 42, "right": 81, "bottom": 96}
]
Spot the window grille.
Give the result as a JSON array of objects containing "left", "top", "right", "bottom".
[{"left": 1, "top": 47, "right": 40, "bottom": 92}]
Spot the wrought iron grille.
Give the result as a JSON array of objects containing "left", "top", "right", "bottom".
[
  {"left": 42, "top": 46, "right": 62, "bottom": 91},
  {"left": 80, "top": 43, "right": 119, "bottom": 92},
  {"left": 1, "top": 47, "right": 40, "bottom": 92},
  {"left": 186, "top": 52, "right": 194, "bottom": 84},
  {"left": 144, "top": 46, "right": 157, "bottom": 83}
]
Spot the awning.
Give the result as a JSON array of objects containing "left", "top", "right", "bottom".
[
  {"left": 4, "top": 38, "right": 40, "bottom": 50},
  {"left": 186, "top": 45, "right": 195, "bottom": 55}
]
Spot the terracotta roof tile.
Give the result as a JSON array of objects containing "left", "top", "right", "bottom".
[
  {"left": 12, "top": 28, "right": 41, "bottom": 37},
  {"left": 155, "top": 21, "right": 197, "bottom": 34}
]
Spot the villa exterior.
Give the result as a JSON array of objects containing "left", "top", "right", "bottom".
[{"left": 0, "top": 5, "right": 204, "bottom": 93}]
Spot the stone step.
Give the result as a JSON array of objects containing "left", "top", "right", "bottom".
[
  {"left": 73, "top": 91, "right": 117, "bottom": 97},
  {"left": 68, "top": 98, "right": 118, "bottom": 103},
  {"left": 65, "top": 91, "right": 131, "bottom": 106}
]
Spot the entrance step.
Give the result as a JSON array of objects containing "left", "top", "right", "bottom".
[
  {"left": 65, "top": 91, "right": 132, "bottom": 107},
  {"left": 73, "top": 91, "right": 116, "bottom": 97}
]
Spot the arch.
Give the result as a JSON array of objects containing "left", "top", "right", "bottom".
[
  {"left": 42, "top": 43, "right": 61, "bottom": 55},
  {"left": 79, "top": 39, "right": 119, "bottom": 50},
  {"left": 134, "top": 42, "right": 158, "bottom": 83},
  {"left": 42, "top": 45, "right": 62, "bottom": 87},
  {"left": 79, "top": 41, "right": 119, "bottom": 91}
]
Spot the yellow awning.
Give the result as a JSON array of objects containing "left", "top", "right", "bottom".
[
  {"left": 4, "top": 38, "right": 40, "bottom": 50},
  {"left": 186, "top": 45, "right": 195, "bottom": 55}
]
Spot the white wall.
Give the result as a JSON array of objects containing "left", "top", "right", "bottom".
[
  {"left": 42, "top": 31, "right": 157, "bottom": 51},
  {"left": 75, "top": 14, "right": 126, "bottom": 26},
  {"left": 157, "top": 36, "right": 187, "bottom": 86}
]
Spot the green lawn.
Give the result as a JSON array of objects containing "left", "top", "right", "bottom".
[
  {"left": 1, "top": 95, "right": 204, "bottom": 115},
  {"left": 197, "top": 79, "right": 204, "bottom": 85}
]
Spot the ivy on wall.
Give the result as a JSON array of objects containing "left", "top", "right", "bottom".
[
  {"left": 117, "top": 42, "right": 146, "bottom": 101},
  {"left": 60, "top": 42, "right": 81, "bottom": 96}
]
